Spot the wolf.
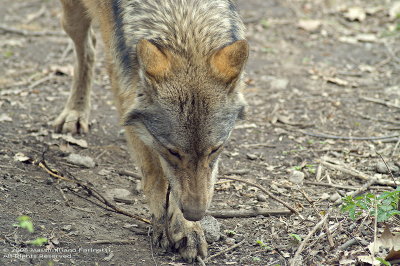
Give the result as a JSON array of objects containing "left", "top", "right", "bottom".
[{"left": 53, "top": 0, "right": 248, "bottom": 261}]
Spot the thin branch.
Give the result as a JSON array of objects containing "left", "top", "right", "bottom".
[
  {"left": 204, "top": 239, "right": 246, "bottom": 262},
  {"left": 0, "top": 24, "right": 64, "bottom": 36},
  {"left": 301, "top": 131, "right": 400, "bottom": 140},
  {"left": 290, "top": 210, "right": 331, "bottom": 266},
  {"left": 37, "top": 160, "right": 151, "bottom": 224},
  {"left": 207, "top": 209, "right": 291, "bottom": 218},
  {"left": 361, "top": 96, "right": 400, "bottom": 109},
  {"left": 221, "top": 176, "right": 304, "bottom": 220}
]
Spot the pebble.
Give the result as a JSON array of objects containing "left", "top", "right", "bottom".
[
  {"left": 376, "top": 161, "right": 399, "bottom": 174},
  {"left": 225, "top": 237, "right": 236, "bottom": 246},
  {"left": 66, "top": 153, "right": 95, "bottom": 168},
  {"left": 289, "top": 170, "right": 305, "bottom": 184},
  {"left": 106, "top": 188, "right": 132, "bottom": 201},
  {"left": 62, "top": 225, "right": 72, "bottom": 232},
  {"left": 256, "top": 194, "right": 267, "bottom": 202},
  {"left": 330, "top": 192, "right": 341, "bottom": 202},
  {"left": 269, "top": 77, "right": 289, "bottom": 90},
  {"left": 320, "top": 193, "right": 330, "bottom": 200},
  {"left": 246, "top": 153, "right": 258, "bottom": 160},
  {"left": 200, "top": 215, "right": 221, "bottom": 243}
]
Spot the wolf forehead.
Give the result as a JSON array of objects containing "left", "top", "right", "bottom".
[{"left": 125, "top": 92, "right": 244, "bottom": 152}]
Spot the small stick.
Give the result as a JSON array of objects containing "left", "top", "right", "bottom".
[
  {"left": 301, "top": 131, "right": 400, "bottom": 141},
  {"left": 304, "top": 181, "right": 358, "bottom": 190},
  {"left": 298, "top": 188, "right": 334, "bottom": 248},
  {"left": 38, "top": 160, "right": 150, "bottom": 224},
  {"left": 28, "top": 75, "right": 55, "bottom": 90},
  {"left": 223, "top": 169, "right": 251, "bottom": 175},
  {"left": 315, "top": 164, "right": 322, "bottom": 181},
  {"left": 197, "top": 256, "right": 206, "bottom": 266},
  {"left": 392, "top": 138, "right": 400, "bottom": 156},
  {"left": 207, "top": 209, "right": 291, "bottom": 218},
  {"left": 0, "top": 24, "right": 64, "bottom": 36},
  {"left": 204, "top": 239, "right": 246, "bottom": 262},
  {"left": 117, "top": 169, "right": 142, "bottom": 180},
  {"left": 89, "top": 240, "right": 136, "bottom": 245},
  {"left": 354, "top": 111, "right": 400, "bottom": 125},
  {"left": 320, "top": 159, "right": 397, "bottom": 187},
  {"left": 221, "top": 176, "right": 303, "bottom": 219},
  {"left": 376, "top": 152, "right": 397, "bottom": 186},
  {"left": 290, "top": 210, "right": 331, "bottom": 266},
  {"left": 361, "top": 96, "right": 400, "bottom": 110}
]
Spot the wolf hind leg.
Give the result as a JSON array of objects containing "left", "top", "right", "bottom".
[{"left": 53, "top": 0, "right": 96, "bottom": 134}]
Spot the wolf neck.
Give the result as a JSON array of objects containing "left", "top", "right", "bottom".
[{"left": 111, "top": 0, "right": 245, "bottom": 85}]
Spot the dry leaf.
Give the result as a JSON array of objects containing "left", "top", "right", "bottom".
[
  {"left": 0, "top": 113, "right": 12, "bottom": 122},
  {"left": 338, "top": 36, "right": 358, "bottom": 44},
  {"left": 52, "top": 134, "right": 88, "bottom": 148},
  {"left": 344, "top": 7, "right": 366, "bottom": 21},
  {"left": 297, "top": 19, "right": 321, "bottom": 32},
  {"left": 14, "top": 152, "right": 31, "bottom": 163},
  {"left": 325, "top": 77, "right": 349, "bottom": 86},
  {"left": 389, "top": 2, "right": 400, "bottom": 20},
  {"left": 368, "top": 225, "right": 400, "bottom": 253},
  {"left": 356, "top": 34, "right": 378, "bottom": 43}
]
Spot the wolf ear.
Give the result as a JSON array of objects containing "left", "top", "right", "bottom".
[
  {"left": 137, "top": 39, "right": 171, "bottom": 80},
  {"left": 210, "top": 40, "right": 249, "bottom": 84}
]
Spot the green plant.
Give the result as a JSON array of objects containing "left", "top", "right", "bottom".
[
  {"left": 255, "top": 239, "right": 271, "bottom": 250},
  {"left": 341, "top": 187, "right": 400, "bottom": 222},
  {"left": 14, "top": 215, "right": 48, "bottom": 246},
  {"left": 376, "top": 257, "right": 391, "bottom": 266},
  {"left": 14, "top": 215, "right": 34, "bottom": 233},
  {"left": 289, "top": 233, "right": 302, "bottom": 242}
]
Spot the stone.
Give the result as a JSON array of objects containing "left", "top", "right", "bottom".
[
  {"left": 66, "top": 153, "right": 95, "bottom": 168},
  {"left": 289, "top": 170, "right": 305, "bottom": 184},
  {"left": 200, "top": 215, "right": 221, "bottom": 243}
]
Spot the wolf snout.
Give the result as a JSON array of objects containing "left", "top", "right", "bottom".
[{"left": 181, "top": 206, "right": 207, "bottom": 221}]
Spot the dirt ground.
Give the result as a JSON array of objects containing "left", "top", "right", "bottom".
[{"left": 1, "top": 0, "right": 400, "bottom": 265}]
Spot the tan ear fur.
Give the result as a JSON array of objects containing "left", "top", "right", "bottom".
[
  {"left": 210, "top": 40, "right": 249, "bottom": 83},
  {"left": 137, "top": 39, "right": 171, "bottom": 79}
]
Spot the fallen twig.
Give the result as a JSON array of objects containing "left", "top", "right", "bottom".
[
  {"left": 392, "top": 138, "right": 400, "bottom": 156},
  {"left": 301, "top": 131, "right": 400, "bottom": 141},
  {"left": 207, "top": 209, "right": 291, "bottom": 218},
  {"left": 304, "top": 181, "right": 358, "bottom": 190},
  {"left": 320, "top": 159, "right": 396, "bottom": 187},
  {"left": 361, "top": 96, "right": 400, "bottom": 110},
  {"left": 290, "top": 210, "right": 331, "bottom": 266},
  {"left": 89, "top": 240, "right": 136, "bottom": 245},
  {"left": 37, "top": 160, "right": 150, "bottom": 224},
  {"left": 298, "top": 188, "right": 334, "bottom": 248},
  {"left": 204, "top": 239, "right": 246, "bottom": 263},
  {"left": 197, "top": 256, "right": 206, "bottom": 266},
  {"left": 354, "top": 111, "right": 400, "bottom": 125},
  {"left": 117, "top": 169, "right": 142, "bottom": 180},
  {"left": 0, "top": 24, "right": 64, "bottom": 36},
  {"left": 221, "top": 176, "right": 304, "bottom": 220}
]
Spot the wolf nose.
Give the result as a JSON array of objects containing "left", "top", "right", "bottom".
[{"left": 182, "top": 207, "right": 206, "bottom": 221}]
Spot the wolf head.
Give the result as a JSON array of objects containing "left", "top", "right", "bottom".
[{"left": 124, "top": 39, "right": 248, "bottom": 221}]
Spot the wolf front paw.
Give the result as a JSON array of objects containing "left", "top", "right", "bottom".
[
  {"left": 153, "top": 216, "right": 207, "bottom": 262},
  {"left": 53, "top": 109, "right": 89, "bottom": 134}
]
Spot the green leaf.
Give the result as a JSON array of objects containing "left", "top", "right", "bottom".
[
  {"left": 29, "top": 237, "right": 48, "bottom": 246},
  {"left": 376, "top": 257, "right": 391, "bottom": 266},
  {"left": 289, "top": 233, "right": 302, "bottom": 242},
  {"left": 16, "top": 216, "right": 34, "bottom": 233}
]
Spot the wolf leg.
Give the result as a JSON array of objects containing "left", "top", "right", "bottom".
[
  {"left": 124, "top": 128, "right": 207, "bottom": 261},
  {"left": 164, "top": 195, "right": 208, "bottom": 262},
  {"left": 53, "top": 0, "right": 96, "bottom": 134}
]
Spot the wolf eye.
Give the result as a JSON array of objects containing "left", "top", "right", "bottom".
[
  {"left": 210, "top": 146, "right": 222, "bottom": 156},
  {"left": 168, "top": 149, "right": 182, "bottom": 160}
]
